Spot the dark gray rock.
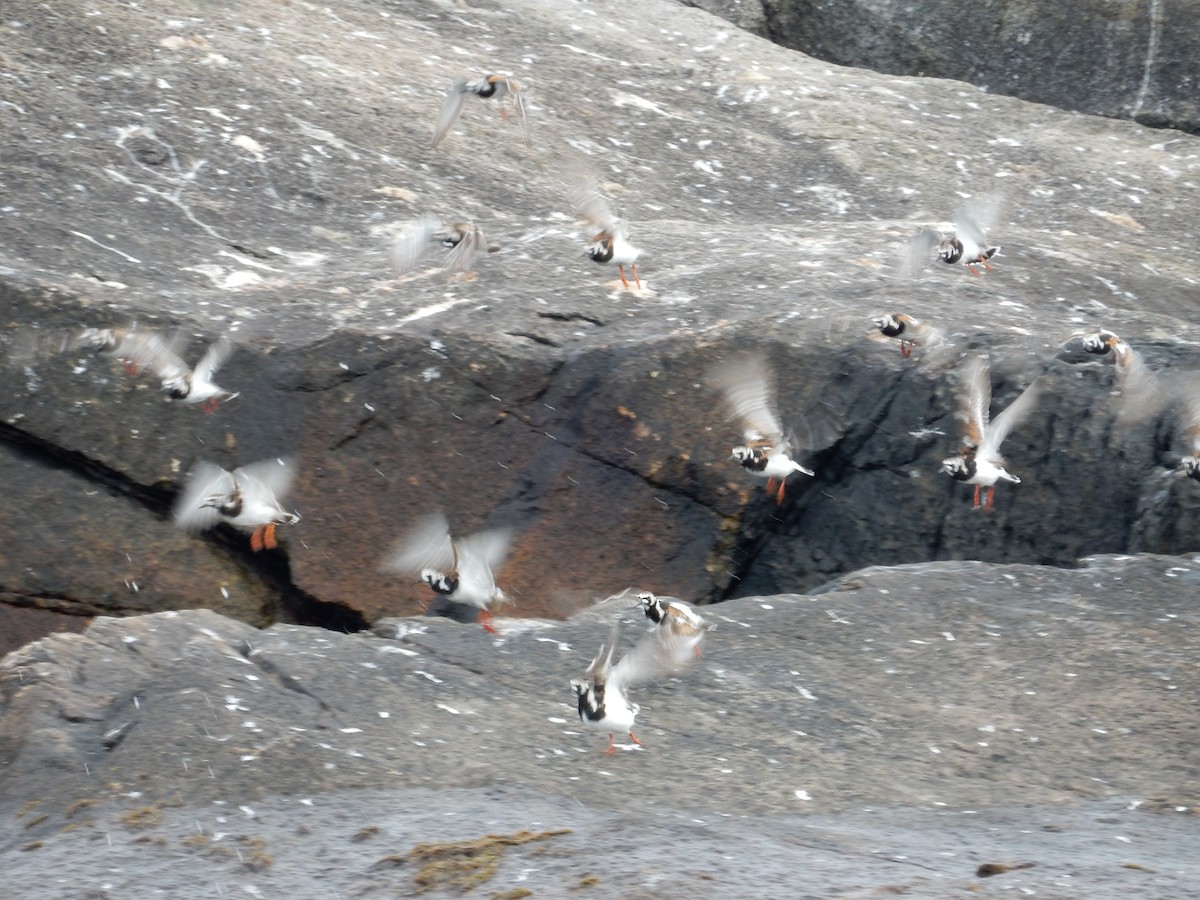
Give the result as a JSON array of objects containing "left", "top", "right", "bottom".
[
  {"left": 2, "top": 0, "right": 1200, "bottom": 649},
  {"left": 1, "top": 555, "right": 1197, "bottom": 896},
  {"left": 700, "top": 0, "right": 1200, "bottom": 133}
]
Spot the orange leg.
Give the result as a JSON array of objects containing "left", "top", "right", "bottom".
[
  {"left": 122, "top": 360, "right": 142, "bottom": 376},
  {"left": 972, "top": 485, "right": 982, "bottom": 509},
  {"left": 617, "top": 266, "right": 630, "bottom": 289},
  {"left": 603, "top": 734, "right": 617, "bottom": 755},
  {"left": 261, "top": 522, "right": 278, "bottom": 550},
  {"left": 775, "top": 478, "right": 787, "bottom": 505},
  {"left": 629, "top": 731, "right": 642, "bottom": 747},
  {"left": 477, "top": 608, "right": 498, "bottom": 634},
  {"left": 967, "top": 263, "right": 980, "bottom": 277},
  {"left": 630, "top": 264, "right": 641, "bottom": 289},
  {"left": 250, "top": 526, "right": 265, "bottom": 552},
  {"left": 985, "top": 487, "right": 996, "bottom": 510},
  {"left": 900, "top": 341, "right": 912, "bottom": 358},
  {"left": 693, "top": 645, "right": 703, "bottom": 658}
]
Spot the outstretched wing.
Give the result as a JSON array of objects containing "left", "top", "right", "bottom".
[
  {"left": 609, "top": 624, "right": 692, "bottom": 695},
  {"left": 122, "top": 331, "right": 191, "bottom": 381},
  {"left": 954, "top": 194, "right": 1003, "bottom": 252},
  {"left": 391, "top": 215, "right": 441, "bottom": 275},
  {"left": 193, "top": 336, "right": 235, "bottom": 385},
  {"left": 900, "top": 227, "right": 942, "bottom": 276},
  {"left": 431, "top": 81, "right": 470, "bottom": 148},
  {"left": 233, "top": 457, "right": 296, "bottom": 509},
  {"left": 583, "top": 620, "right": 622, "bottom": 687},
  {"left": 381, "top": 511, "right": 456, "bottom": 576},
  {"left": 568, "top": 181, "right": 624, "bottom": 240},
  {"left": 173, "top": 460, "right": 234, "bottom": 534},
  {"left": 711, "top": 354, "right": 784, "bottom": 443},
  {"left": 440, "top": 223, "right": 489, "bottom": 274},
  {"left": 453, "top": 527, "right": 513, "bottom": 605},
  {"left": 955, "top": 355, "right": 991, "bottom": 451},
  {"left": 980, "top": 379, "right": 1039, "bottom": 460}
]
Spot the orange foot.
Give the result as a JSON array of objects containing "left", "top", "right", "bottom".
[
  {"left": 250, "top": 523, "right": 277, "bottom": 552},
  {"left": 900, "top": 340, "right": 913, "bottom": 358},
  {"left": 629, "top": 731, "right": 642, "bottom": 747},
  {"left": 122, "top": 360, "right": 142, "bottom": 376},
  {"left": 603, "top": 733, "right": 617, "bottom": 755},
  {"left": 477, "top": 608, "right": 497, "bottom": 634}
]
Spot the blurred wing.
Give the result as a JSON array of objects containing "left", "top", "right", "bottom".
[
  {"left": 981, "top": 379, "right": 1040, "bottom": 459},
  {"left": 381, "top": 511, "right": 456, "bottom": 575},
  {"left": 127, "top": 331, "right": 190, "bottom": 381},
  {"left": 442, "top": 224, "right": 486, "bottom": 273},
  {"left": 454, "top": 528, "right": 513, "bottom": 603},
  {"left": 609, "top": 626, "right": 687, "bottom": 694},
  {"left": 584, "top": 621, "right": 621, "bottom": 685},
  {"left": 568, "top": 182, "right": 620, "bottom": 236},
  {"left": 173, "top": 461, "right": 234, "bottom": 533},
  {"left": 510, "top": 82, "right": 531, "bottom": 146},
  {"left": 193, "top": 336, "right": 235, "bottom": 384},
  {"left": 1112, "top": 345, "right": 1165, "bottom": 424},
  {"left": 233, "top": 457, "right": 296, "bottom": 508},
  {"left": 391, "top": 215, "right": 441, "bottom": 275},
  {"left": 955, "top": 356, "right": 991, "bottom": 450},
  {"left": 955, "top": 194, "right": 1003, "bottom": 248},
  {"left": 711, "top": 355, "right": 783, "bottom": 442},
  {"left": 1185, "top": 391, "right": 1200, "bottom": 454},
  {"left": 431, "top": 83, "right": 469, "bottom": 148},
  {"left": 900, "top": 228, "right": 941, "bottom": 276}
]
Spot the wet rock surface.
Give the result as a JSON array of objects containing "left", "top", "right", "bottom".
[
  {"left": 1, "top": 555, "right": 1197, "bottom": 896},
  {"left": 699, "top": 0, "right": 1200, "bottom": 133}
]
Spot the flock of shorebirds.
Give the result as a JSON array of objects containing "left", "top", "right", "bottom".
[{"left": 11, "top": 73, "right": 1199, "bottom": 753}]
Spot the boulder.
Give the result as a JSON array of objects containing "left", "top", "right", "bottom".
[
  {"left": 697, "top": 0, "right": 1200, "bottom": 133},
  {"left": 2, "top": 0, "right": 1200, "bottom": 649},
  {"left": 0, "top": 555, "right": 1196, "bottom": 895}
]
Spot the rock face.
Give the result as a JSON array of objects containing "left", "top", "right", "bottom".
[
  {"left": 1, "top": 556, "right": 1197, "bottom": 895},
  {"left": 3, "top": 0, "right": 1200, "bottom": 649},
  {"left": 695, "top": 0, "right": 1200, "bottom": 133}
]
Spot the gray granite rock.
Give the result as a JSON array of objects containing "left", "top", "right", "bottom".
[
  {"left": 702, "top": 0, "right": 1200, "bottom": 133},
  {"left": 2, "top": 0, "right": 1200, "bottom": 648},
  {"left": 1, "top": 555, "right": 1197, "bottom": 896}
]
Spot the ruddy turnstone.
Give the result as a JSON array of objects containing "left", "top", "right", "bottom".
[
  {"left": 380, "top": 512, "right": 512, "bottom": 633},
  {"left": 174, "top": 457, "right": 300, "bottom": 551},
  {"left": 905, "top": 195, "right": 1002, "bottom": 276},
  {"left": 637, "top": 592, "right": 713, "bottom": 660},
  {"left": 391, "top": 214, "right": 499, "bottom": 278},
  {"left": 873, "top": 313, "right": 943, "bottom": 359},
  {"left": 569, "top": 182, "right": 642, "bottom": 290},
  {"left": 92, "top": 329, "right": 239, "bottom": 412},
  {"left": 572, "top": 620, "right": 694, "bottom": 754},
  {"left": 431, "top": 74, "right": 527, "bottom": 148},
  {"left": 712, "top": 354, "right": 814, "bottom": 503},
  {"left": 941, "top": 355, "right": 1040, "bottom": 510},
  {"left": 1079, "top": 329, "right": 1162, "bottom": 422},
  {"left": 1179, "top": 392, "right": 1200, "bottom": 481}
]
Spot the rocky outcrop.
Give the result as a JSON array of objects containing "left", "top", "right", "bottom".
[
  {"left": 695, "top": 0, "right": 1200, "bottom": 133},
  {"left": 1, "top": 556, "right": 1197, "bottom": 895},
  {"left": 2, "top": 0, "right": 1200, "bottom": 651}
]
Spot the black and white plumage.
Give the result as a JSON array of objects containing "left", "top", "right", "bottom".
[
  {"left": 571, "top": 619, "right": 698, "bottom": 754},
  {"left": 431, "top": 74, "right": 527, "bottom": 148},
  {"left": 380, "top": 512, "right": 512, "bottom": 633},
  {"left": 81, "top": 329, "right": 240, "bottom": 412},
  {"left": 711, "top": 354, "right": 814, "bottom": 504},
  {"left": 391, "top": 214, "right": 499, "bottom": 278},
  {"left": 1079, "top": 330, "right": 1164, "bottom": 423},
  {"left": 873, "top": 313, "right": 943, "bottom": 359},
  {"left": 637, "top": 592, "right": 713, "bottom": 660},
  {"left": 940, "top": 356, "right": 1040, "bottom": 510},
  {"left": 904, "top": 195, "right": 1002, "bottom": 276},
  {"left": 174, "top": 457, "right": 300, "bottom": 551},
  {"left": 568, "top": 182, "right": 643, "bottom": 290}
]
